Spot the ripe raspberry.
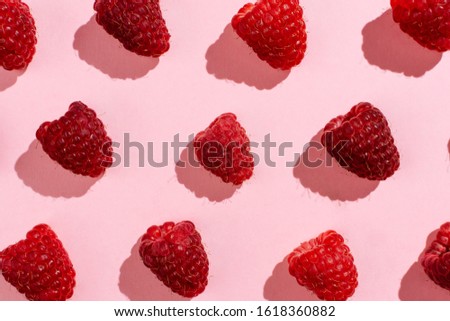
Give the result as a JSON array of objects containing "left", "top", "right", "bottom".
[
  {"left": 391, "top": 0, "right": 450, "bottom": 51},
  {"left": 139, "top": 221, "right": 209, "bottom": 298},
  {"left": 0, "top": 224, "right": 76, "bottom": 301},
  {"left": 94, "top": 0, "right": 170, "bottom": 57},
  {"left": 421, "top": 222, "right": 450, "bottom": 290},
  {"left": 321, "top": 102, "right": 400, "bottom": 181},
  {"left": 36, "top": 101, "right": 113, "bottom": 178},
  {"left": 288, "top": 230, "right": 358, "bottom": 301},
  {"left": 194, "top": 113, "right": 254, "bottom": 186},
  {"left": 0, "top": 0, "right": 37, "bottom": 70},
  {"left": 231, "top": 0, "right": 307, "bottom": 70}
]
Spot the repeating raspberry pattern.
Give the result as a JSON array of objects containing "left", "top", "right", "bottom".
[{"left": 0, "top": 0, "right": 448, "bottom": 302}]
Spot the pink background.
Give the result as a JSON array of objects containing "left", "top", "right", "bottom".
[{"left": 1, "top": 0, "right": 450, "bottom": 301}]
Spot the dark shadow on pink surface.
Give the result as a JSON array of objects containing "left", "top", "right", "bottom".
[
  {"left": 15, "top": 140, "right": 100, "bottom": 198},
  {"left": 175, "top": 143, "right": 239, "bottom": 202},
  {"left": 119, "top": 238, "right": 191, "bottom": 301},
  {"left": 293, "top": 131, "right": 379, "bottom": 201},
  {"left": 264, "top": 257, "right": 319, "bottom": 301},
  {"left": 362, "top": 10, "right": 442, "bottom": 77},
  {"left": 205, "top": 24, "right": 290, "bottom": 90},
  {"left": 0, "top": 68, "right": 24, "bottom": 92},
  {"left": 399, "top": 229, "right": 450, "bottom": 300},
  {"left": 73, "top": 16, "right": 159, "bottom": 79},
  {"left": 0, "top": 278, "right": 27, "bottom": 301}
]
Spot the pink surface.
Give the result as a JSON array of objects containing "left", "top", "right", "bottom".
[{"left": 1, "top": 0, "right": 450, "bottom": 301}]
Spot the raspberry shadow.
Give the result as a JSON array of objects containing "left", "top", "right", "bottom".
[
  {"left": 73, "top": 16, "right": 159, "bottom": 80},
  {"left": 118, "top": 238, "right": 191, "bottom": 301},
  {"left": 0, "top": 278, "right": 27, "bottom": 301},
  {"left": 175, "top": 143, "right": 239, "bottom": 202},
  {"left": 398, "top": 229, "right": 450, "bottom": 300},
  {"left": 205, "top": 24, "right": 290, "bottom": 90},
  {"left": 293, "top": 131, "right": 379, "bottom": 202},
  {"left": 15, "top": 140, "right": 101, "bottom": 198},
  {"left": 362, "top": 10, "right": 442, "bottom": 77},
  {"left": 0, "top": 68, "right": 24, "bottom": 92},
  {"left": 263, "top": 257, "right": 319, "bottom": 301}
]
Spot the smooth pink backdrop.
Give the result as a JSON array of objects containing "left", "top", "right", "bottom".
[{"left": 1, "top": 0, "right": 450, "bottom": 301}]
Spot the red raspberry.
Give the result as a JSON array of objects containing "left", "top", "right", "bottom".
[
  {"left": 421, "top": 222, "right": 450, "bottom": 290},
  {"left": 391, "top": 0, "right": 450, "bottom": 51},
  {"left": 36, "top": 101, "right": 113, "bottom": 178},
  {"left": 194, "top": 113, "right": 254, "bottom": 186},
  {"left": 0, "top": 224, "right": 76, "bottom": 301},
  {"left": 288, "top": 230, "right": 358, "bottom": 301},
  {"left": 139, "top": 221, "right": 209, "bottom": 298},
  {"left": 231, "top": 0, "right": 307, "bottom": 70},
  {"left": 0, "top": 0, "right": 37, "bottom": 70},
  {"left": 94, "top": 0, "right": 170, "bottom": 57},
  {"left": 321, "top": 102, "right": 400, "bottom": 181}
]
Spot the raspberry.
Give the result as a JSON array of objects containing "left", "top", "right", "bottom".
[
  {"left": 391, "top": 0, "right": 450, "bottom": 51},
  {"left": 0, "top": 0, "right": 37, "bottom": 70},
  {"left": 231, "top": 0, "right": 307, "bottom": 70},
  {"left": 36, "top": 101, "right": 113, "bottom": 178},
  {"left": 194, "top": 113, "right": 254, "bottom": 186},
  {"left": 139, "top": 221, "right": 209, "bottom": 298},
  {"left": 0, "top": 224, "right": 76, "bottom": 301},
  {"left": 94, "top": 0, "right": 170, "bottom": 57},
  {"left": 421, "top": 222, "right": 450, "bottom": 290},
  {"left": 321, "top": 102, "right": 400, "bottom": 181},
  {"left": 288, "top": 230, "right": 358, "bottom": 301}
]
